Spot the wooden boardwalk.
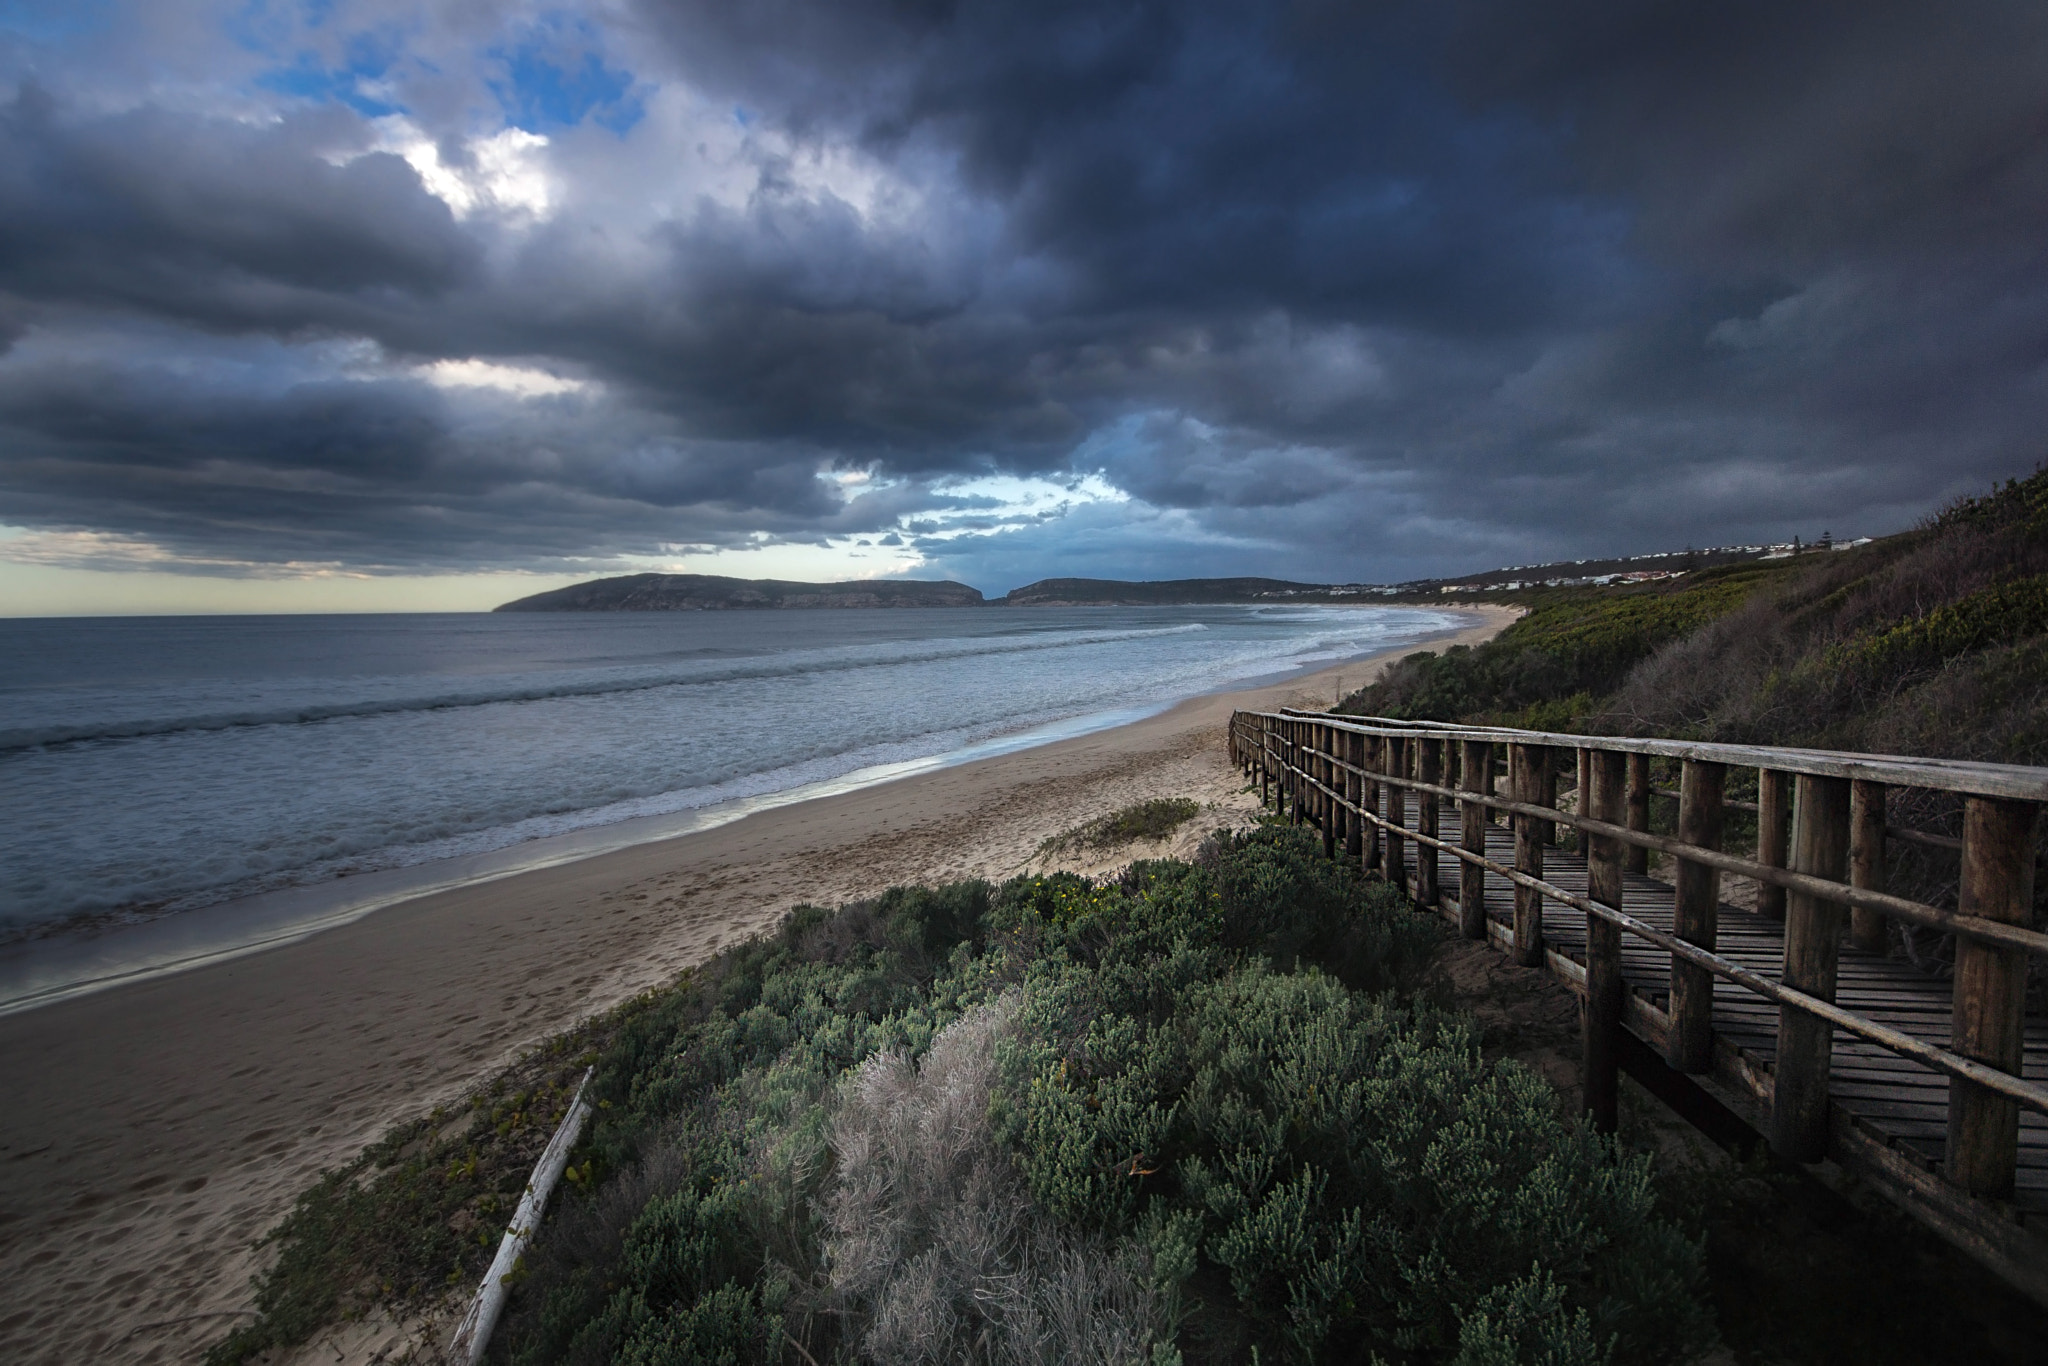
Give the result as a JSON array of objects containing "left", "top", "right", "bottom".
[
  {"left": 1430, "top": 807, "right": 2048, "bottom": 1216},
  {"left": 1232, "top": 708, "right": 2048, "bottom": 1304}
]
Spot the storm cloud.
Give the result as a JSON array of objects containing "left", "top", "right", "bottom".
[{"left": 0, "top": 0, "right": 2042, "bottom": 588}]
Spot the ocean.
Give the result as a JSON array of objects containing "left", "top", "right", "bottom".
[{"left": 0, "top": 604, "right": 1462, "bottom": 943}]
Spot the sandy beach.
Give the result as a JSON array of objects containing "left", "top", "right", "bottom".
[{"left": 0, "top": 605, "right": 1515, "bottom": 1365}]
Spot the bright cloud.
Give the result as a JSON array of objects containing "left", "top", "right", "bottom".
[
  {"left": 366, "top": 119, "right": 556, "bottom": 219},
  {"left": 418, "top": 358, "right": 592, "bottom": 397}
]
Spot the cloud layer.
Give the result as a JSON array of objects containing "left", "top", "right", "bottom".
[{"left": 1, "top": 0, "right": 2043, "bottom": 590}]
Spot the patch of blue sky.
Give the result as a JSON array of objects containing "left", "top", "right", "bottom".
[
  {"left": 488, "top": 20, "right": 641, "bottom": 134},
  {"left": 254, "top": 27, "right": 408, "bottom": 117},
  {"left": 0, "top": 0, "right": 114, "bottom": 43}
]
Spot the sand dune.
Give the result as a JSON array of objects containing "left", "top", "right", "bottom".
[{"left": 0, "top": 606, "right": 1514, "bottom": 1365}]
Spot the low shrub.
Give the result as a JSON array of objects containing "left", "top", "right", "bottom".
[
  {"left": 826, "top": 995, "right": 1165, "bottom": 1364},
  {"left": 1039, "top": 797, "right": 1205, "bottom": 856},
  {"left": 994, "top": 958, "right": 1709, "bottom": 1365}
]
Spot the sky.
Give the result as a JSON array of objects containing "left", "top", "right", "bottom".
[{"left": 0, "top": 1, "right": 2044, "bottom": 613}]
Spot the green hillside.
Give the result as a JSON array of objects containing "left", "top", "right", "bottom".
[{"left": 1340, "top": 467, "right": 2048, "bottom": 765}]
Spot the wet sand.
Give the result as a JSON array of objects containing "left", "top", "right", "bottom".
[{"left": 0, "top": 605, "right": 1516, "bottom": 1364}]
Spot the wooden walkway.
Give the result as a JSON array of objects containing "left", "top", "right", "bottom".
[
  {"left": 1232, "top": 708, "right": 2048, "bottom": 1304},
  {"left": 1431, "top": 807, "right": 2048, "bottom": 1216}
]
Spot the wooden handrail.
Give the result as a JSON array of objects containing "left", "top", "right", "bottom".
[
  {"left": 1247, "top": 720, "right": 2048, "bottom": 957},
  {"left": 1288, "top": 708, "right": 2040, "bottom": 867},
  {"left": 1275, "top": 708, "right": 2048, "bottom": 802},
  {"left": 1283, "top": 741, "right": 2048, "bottom": 958}
]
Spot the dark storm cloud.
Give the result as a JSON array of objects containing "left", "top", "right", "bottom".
[
  {"left": 0, "top": 0, "right": 2044, "bottom": 583},
  {"left": 0, "top": 88, "right": 480, "bottom": 327},
  {"left": 1452, "top": 1, "right": 2048, "bottom": 268},
  {"left": 0, "top": 355, "right": 893, "bottom": 569},
  {"left": 637, "top": 0, "right": 1626, "bottom": 331}
]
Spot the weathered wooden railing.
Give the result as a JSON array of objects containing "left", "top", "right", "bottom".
[{"left": 1230, "top": 707, "right": 2048, "bottom": 1296}]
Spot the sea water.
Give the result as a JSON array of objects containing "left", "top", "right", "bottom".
[{"left": 0, "top": 604, "right": 1462, "bottom": 939}]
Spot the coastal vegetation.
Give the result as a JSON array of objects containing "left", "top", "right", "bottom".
[
  {"left": 1342, "top": 466, "right": 2048, "bottom": 764},
  {"left": 1036, "top": 796, "right": 1204, "bottom": 857},
  {"left": 211, "top": 826, "right": 1717, "bottom": 1365}
]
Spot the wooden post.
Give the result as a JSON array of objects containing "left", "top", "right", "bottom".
[
  {"left": 1288, "top": 720, "right": 1302, "bottom": 823},
  {"left": 1757, "top": 768, "right": 1789, "bottom": 920},
  {"left": 1319, "top": 724, "right": 1337, "bottom": 859},
  {"left": 1537, "top": 748, "right": 1558, "bottom": 847},
  {"left": 1264, "top": 717, "right": 1275, "bottom": 809},
  {"left": 1303, "top": 722, "right": 1318, "bottom": 834},
  {"left": 1771, "top": 774, "right": 1853, "bottom": 1162},
  {"left": 1363, "top": 736, "right": 1383, "bottom": 872},
  {"left": 1312, "top": 723, "right": 1322, "bottom": 835},
  {"left": 1253, "top": 720, "right": 1269, "bottom": 806},
  {"left": 1338, "top": 729, "right": 1354, "bottom": 856},
  {"left": 1584, "top": 749, "right": 1627, "bottom": 1132},
  {"left": 1327, "top": 726, "right": 1342, "bottom": 856},
  {"left": 1416, "top": 737, "right": 1442, "bottom": 909},
  {"left": 1385, "top": 737, "right": 1408, "bottom": 894},
  {"left": 1304, "top": 721, "right": 1316, "bottom": 830},
  {"left": 1345, "top": 730, "right": 1363, "bottom": 862},
  {"left": 1669, "top": 760, "right": 1725, "bottom": 1074},
  {"left": 1274, "top": 719, "right": 1286, "bottom": 816},
  {"left": 1576, "top": 747, "right": 1591, "bottom": 852},
  {"left": 1300, "top": 720, "right": 1312, "bottom": 824},
  {"left": 1626, "top": 752, "right": 1651, "bottom": 875},
  {"left": 1510, "top": 742, "right": 1548, "bottom": 967},
  {"left": 1459, "top": 740, "right": 1492, "bottom": 940},
  {"left": 1947, "top": 797, "right": 2038, "bottom": 1198},
  {"left": 1849, "top": 780, "right": 1888, "bottom": 953}
]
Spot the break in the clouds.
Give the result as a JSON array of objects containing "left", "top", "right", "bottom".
[{"left": 0, "top": 0, "right": 2043, "bottom": 593}]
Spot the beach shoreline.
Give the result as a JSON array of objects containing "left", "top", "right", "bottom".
[
  {"left": 0, "top": 601, "right": 1468, "bottom": 1010},
  {"left": 0, "top": 603, "right": 1515, "bottom": 1366}
]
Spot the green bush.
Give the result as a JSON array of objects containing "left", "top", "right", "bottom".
[
  {"left": 1830, "top": 574, "right": 2048, "bottom": 695},
  {"left": 994, "top": 966, "right": 1709, "bottom": 1365}
]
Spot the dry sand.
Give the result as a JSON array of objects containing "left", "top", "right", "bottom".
[{"left": 0, "top": 605, "right": 1516, "bottom": 1365}]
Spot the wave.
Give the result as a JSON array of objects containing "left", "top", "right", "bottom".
[{"left": 0, "top": 621, "right": 1213, "bottom": 753}]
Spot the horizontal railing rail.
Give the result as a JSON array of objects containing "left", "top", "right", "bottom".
[
  {"left": 1230, "top": 707, "right": 2045, "bottom": 1209},
  {"left": 1277, "top": 708, "right": 2048, "bottom": 802}
]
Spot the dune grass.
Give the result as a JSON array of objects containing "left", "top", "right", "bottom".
[{"left": 1036, "top": 796, "right": 1204, "bottom": 858}]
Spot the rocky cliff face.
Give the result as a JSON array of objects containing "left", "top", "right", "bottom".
[{"left": 494, "top": 573, "right": 987, "bottom": 611}]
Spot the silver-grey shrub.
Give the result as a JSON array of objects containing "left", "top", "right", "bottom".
[{"left": 825, "top": 994, "right": 1165, "bottom": 1366}]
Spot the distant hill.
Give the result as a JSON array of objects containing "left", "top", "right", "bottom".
[
  {"left": 493, "top": 573, "right": 986, "bottom": 611},
  {"left": 496, "top": 573, "right": 1338, "bottom": 611},
  {"left": 1000, "top": 576, "right": 1323, "bottom": 606}
]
